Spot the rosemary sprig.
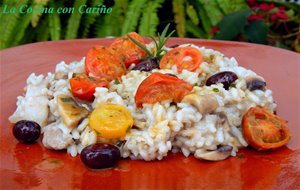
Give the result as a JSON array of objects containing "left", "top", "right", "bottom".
[
  {"left": 128, "top": 35, "right": 153, "bottom": 56},
  {"left": 127, "top": 23, "right": 175, "bottom": 60}
]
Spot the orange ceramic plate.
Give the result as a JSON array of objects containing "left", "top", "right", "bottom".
[{"left": 1, "top": 39, "right": 300, "bottom": 189}]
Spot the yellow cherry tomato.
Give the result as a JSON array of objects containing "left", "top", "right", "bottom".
[{"left": 89, "top": 104, "right": 133, "bottom": 139}]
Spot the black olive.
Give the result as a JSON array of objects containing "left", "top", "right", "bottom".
[
  {"left": 80, "top": 143, "right": 121, "bottom": 169},
  {"left": 169, "top": 44, "right": 179, "bottom": 48},
  {"left": 13, "top": 120, "right": 41, "bottom": 144},
  {"left": 247, "top": 78, "right": 266, "bottom": 91},
  {"left": 132, "top": 58, "right": 159, "bottom": 72},
  {"left": 206, "top": 71, "right": 238, "bottom": 90}
]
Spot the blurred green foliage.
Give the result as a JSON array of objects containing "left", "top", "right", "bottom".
[{"left": 0, "top": 0, "right": 299, "bottom": 52}]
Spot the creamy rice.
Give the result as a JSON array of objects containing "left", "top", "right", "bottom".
[{"left": 9, "top": 43, "right": 276, "bottom": 161}]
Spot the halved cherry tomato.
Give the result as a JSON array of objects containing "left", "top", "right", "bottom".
[
  {"left": 110, "top": 32, "right": 147, "bottom": 68},
  {"left": 160, "top": 46, "right": 203, "bottom": 73},
  {"left": 242, "top": 107, "right": 291, "bottom": 151},
  {"left": 89, "top": 104, "right": 134, "bottom": 139},
  {"left": 69, "top": 73, "right": 109, "bottom": 101},
  {"left": 85, "top": 46, "right": 126, "bottom": 81},
  {"left": 134, "top": 72, "right": 193, "bottom": 107}
]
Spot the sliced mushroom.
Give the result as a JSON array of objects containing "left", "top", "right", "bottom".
[
  {"left": 73, "top": 97, "right": 93, "bottom": 111},
  {"left": 230, "top": 126, "right": 248, "bottom": 147},
  {"left": 57, "top": 94, "right": 89, "bottom": 129},
  {"left": 195, "top": 145, "right": 233, "bottom": 161},
  {"left": 217, "top": 113, "right": 230, "bottom": 132},
  {"left": 42, "top": 123, "right": 73, "bottom": 150},
  {"left": 182, "top": 94, "right": 218, "bottom": 114},
  {"left": 245, "top": 76, "right": 266, "bottom": 91}
]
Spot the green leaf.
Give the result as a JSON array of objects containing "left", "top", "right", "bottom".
[
  {"left": 117, "top": 0, "right": 129, "bottom": 10},
  {"left": 10, "top": 12, "right": 33, "bottom": 46},
  {"left": 194, "top": 0, "right": 213, "bottom": 34},
  {"left": 285, "top": 9, "right": 294, "bottom": 18},
  {"left": 199, "top": 0, "right": 224, "bottom": 26},
  {"left": 186, "top": 3, "right": 199, "bottom": 25},
  {"left": 36, "top": 17, "right": 49, "bottom": 41},
  {"left": 94, "top": 15, "right": 116, "bottom": 37},
  {"left": 186, "top": 20, "right": 206, "bottom": 38},
  {"left": 19, "top": 27, "right": 36, "bottom": 45},
  {"left": 121, "top": 0, "right": 147, "bottom": 34},
  {"left": 244, "top": 20, "right": 269, "bottom": 44},
  {"left": 31, "top": 0, "right": 50, "bottom": 27},
  {"left": 275, "top": 41, "right": 291, "bottom": 50},
  {"left": 216, "top": 0, "right": 249, "bottom": 14},
  {"left": 0, "top": 1, "right": 27, "bottom": 48},
  {"left": 65, "top": 0, "right": 87, "bottom": 39},
  {"left": 138, "top": 0, "right": 164, "bottom": 36},
  {"left": 95, "top": 0, "right": 127, "bottom": 37},
  {"left": 80, "top": 0, "right": 103, "bottom": 38},
  {"left": 0, "top": 14, "right": 19, "bottom": 48},
  {"left": 214, "top": 9, "right": 252, "bottom": 40},
  {"left": 48, "top": 1, "right": 61, "bottom": 40},
  {"left": 172, "top": 0, "right": 185, "bottom": 37}
]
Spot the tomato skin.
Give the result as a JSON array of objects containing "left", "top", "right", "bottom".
[
  {"left": 85, "top": 46, "right": 126, "bottom": 81},
  {"left": 85, "top": 33, "right": 146, "bottom": 80},
  {"left": 242, "top": 107, "right": 291, "bottom": 151},
  {"left": 110, "top": 32, "right": 147, "bottom": 68},
  {"left": 134, "top": 72, "right": 193, "bottom": 107},
  {"left": 160, "top": 46, "right": 203, "bottom": 73},
  {"left": 69, "top": 73, "right": 109, "bottom": 101}
]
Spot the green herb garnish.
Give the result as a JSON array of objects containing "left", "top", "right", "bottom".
[
  {"left": 50, "top": 159, "right": 61, "bottom": 164},
  {"left": 237, "top": 154, "right": 245, "bottom": 159},
  {"left": 126, "top": 126, "right": 132, "bottom": 133},
  {"left": 213, "top": 88, "right": 219, "bottom": 92},
  {"left": 230, "top": 83, "right": 237, "bottom": 88},
  {"left": 87, "top": 76, "right": 96, "bottom": 82},
  {"left": 114, "top": 79, "right": 120, "bottom": 84},
  {"left": 60, "top": 97, "right": 73, "bottom": 102},
  {"left": 115, "top": 165, "right": 123, "bottom": 170},
  {"left": 127, "top": 23, "right": 175, "bottom": 60}
]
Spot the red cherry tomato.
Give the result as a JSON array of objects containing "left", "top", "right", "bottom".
[
  {"left": 85, "top": 46, "right": 126, "bottom": 81},
  {"left": 69, "top": 73, "right": 109, "bottom": 101},
  {"left": 242, "top": 107, "right": 291, "bottom": 151},
  {"left": 110, "top": 32, "right": 147, "bottom": 68},
  {"left": 160, "top": 46, "right": 203, "bottom": 73},
  {"left": 134, "top": 73, "right": 193, "bottom": 107}
]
